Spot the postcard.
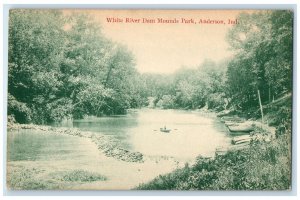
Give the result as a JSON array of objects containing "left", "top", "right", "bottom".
[{"left": 6, "top": 9, "right": 293, "bottom": 191}]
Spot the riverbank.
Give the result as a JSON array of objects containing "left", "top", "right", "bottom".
[
  {"left": 6, "top": 107, "right": 290, "bottom": 190},
  {"left": 137, "top": 133, "right": 291, "bottom": 190},
  {"left": 7, "top": 122, "right": 186, "bottom": 190},
  {"left": 136, "top": 108, "right": 291, "bottom": 190},
  {"left": 216, "top": 111, "right": 276, "bottom": 154},
  {"left": 137, "top": 132, "right": 291, "bottom": 190}
]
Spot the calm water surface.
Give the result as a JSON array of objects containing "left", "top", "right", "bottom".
[{"left": 59, "top": 109, "right": 232, "bottom": 159}]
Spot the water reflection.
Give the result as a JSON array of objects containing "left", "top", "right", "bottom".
[
  {"left": 129, "top": 109, "right": 231, "bottom": 159},
  {"left": 58, "top": 109, "right": 231, "bottom": 159}
]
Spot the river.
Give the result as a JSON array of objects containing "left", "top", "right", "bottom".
[
  {"left": 7, "top": 108, "right": 233, "bottom": 189},
  {"left": 58, "top": 108, "right": 232, "bottom": 160}
]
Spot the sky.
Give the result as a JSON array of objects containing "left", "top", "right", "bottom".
[{"left": 70, "top": 10, "right": 247, "bottom": 74}]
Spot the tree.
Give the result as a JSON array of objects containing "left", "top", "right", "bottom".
[
  {"left": 225, "top": 10, "right": 293, "bottom": 112},
  {"left": 265, "top": 11, "right": 293, "bottom": 96},
  {"left": 8, "top": 10, "right": 145, "bottom": 123},
  {"left": 8, "top": 10, "right": 67, "bottom": 123}
]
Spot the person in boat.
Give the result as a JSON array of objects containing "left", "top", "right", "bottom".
[{"left": 160, "top": 125, "right": 171, "bottom": 132}]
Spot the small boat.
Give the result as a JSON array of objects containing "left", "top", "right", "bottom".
[
  {"left": 227, "top": 122, "right": 254, "bottom": 133},
  {"left": 160, "top": 126, "right": 171, "bottom": 133},
  {"left": 220, "top": 116, "right": 245, "bottom": 123},
  {"left": 224, "top": 121, "right": 237, "bottom": 126},
  {"left": 217, "top": 110, "right": 232, "bottom": 117},
  {"left": 231, "top": 135, "right": 251, "bottom": 145}
]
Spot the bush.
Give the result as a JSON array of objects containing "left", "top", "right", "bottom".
[
  {"left": 7, "top": 167, "right": 107, "bottom": 190},
  {"left": 206, "top": 93, "right": 225, "bottom": 111},
  {"left": 7, "top": 166, "right": 58, "bottom": 190},
  {"left": 156, "top": 95, "right": 175, "bottom": 109},
  {"left": 60, "top": 170, "right": 107, "bottom": 182},
  {"left": 45, "top": 98, "right": 73, "bottom": 122},
  {"left": 7, "top": 93, "right": 32, "bottom": 123},
  {"left": 137, "top": 135, "right": 291, "bottom": 190},
  {"left": 30, "top": 97, "right": 73, "bottom": 124}
]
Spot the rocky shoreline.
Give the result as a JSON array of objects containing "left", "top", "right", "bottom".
[{"left": 7, "top": 123, "right": 144, "bottom": 163}]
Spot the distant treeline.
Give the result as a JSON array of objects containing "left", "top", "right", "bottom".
[
  {"left": 8, "top": 10, "right": 293, "bottom": 124},
  {"left": 141, "top": 11, "right": 293, "bottom": 115}
]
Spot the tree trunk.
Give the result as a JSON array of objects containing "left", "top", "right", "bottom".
[
  {"left": 269, "top": 84, "right": 271, "bottom": 103},
  {"left": 257, "top": 89, "right": 264, "bottom": 123}
]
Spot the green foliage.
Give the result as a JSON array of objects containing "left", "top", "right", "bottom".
[
  {"left": 206, "top": 93, "right": 226, "bottom": 111},
  {"left": 8, "top": 9, "right": 293, "bottom": 126},
  {"left": 140, "top": 60, "right": 227, "bottom": 110},
  {"left": 59, "top": 170, "right": 107, "bottom": 182},
  {"left": 7, "top": 166, "right": 58, "bottom": 190},
  {"left": 156, "top": 95, "right": 176, "bottom": 109},
  {"left": 7, "top": 167, "right": 106, "bottom": 190},
  {"left": 7, "top": 93, "right": 32, "bottom": 123},
  {"left": 226, "top": 11, "right": 293, "bottom": 111},
  {"left": 74, "top": 83, "right": 113, "bottom": 117},
  {"left": 8, "top": 10, "right": 145, "bottom": 123},
  {"left": 139, "top": 11, "right": 292, "bottom": 113},
  {"left": 263, "top": 94, "right": 292, "bottom": 128},
  {"left": 137, "top": 134, "right": 291, "bottom": 190},
  {"left": 266, "top": 11, "right": 293, "bottom": 92}
]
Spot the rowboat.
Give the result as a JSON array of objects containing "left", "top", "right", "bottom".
[
  {"left": 220, "top": 116, "right": 245, "bottom": 123},
  {"left": 160, "top": 127, "right": 171, "bottom": 133},
  {"left": 227, "top": 122, "right": 254, "bottom": 133},
  {"left": 231, "top": 135, "right": 251, "bottom": 145}
]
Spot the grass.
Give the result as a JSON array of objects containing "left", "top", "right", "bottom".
[
  {"left": 58, "top": 170, "right": 107, "bottom": 182},
  {"left": 136, "top": 130, "right": 291, "bottom": 190},
  {"left": 7, "top": 167, "right": 107, "bottom": 190},
  {"left": 7, "top": 166, "right": 58, "bottom": 190}
]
